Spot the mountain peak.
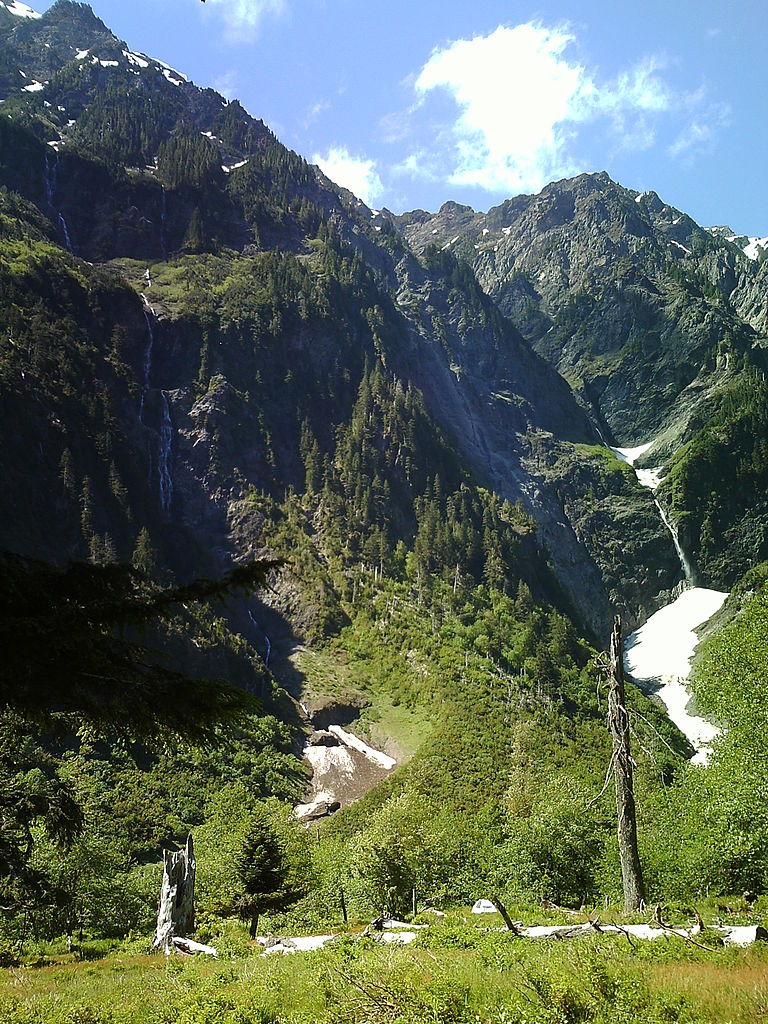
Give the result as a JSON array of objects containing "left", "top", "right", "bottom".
[
  {"left": 0, "top": 0, "right": 121, "bottom": 96},
  {"left": 438, "top": 200, "right": 475, "bottom": 216},
  {"left": 41, "top": 0, "right": 116, "bottom": 41}
]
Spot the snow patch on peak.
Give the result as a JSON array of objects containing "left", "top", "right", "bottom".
[
  {"left": 22, "top": 81, "right": 44, "bottom": 92},
  {"left": 3, "top": 1, "right": 41, "bottom": 19},
  {"left": 123, "top": 50, "right": 149, "bottom": 69},
  {"left": 154, "top": 57, "right": 188, "bottom": 81},
  {"left": 671, "top": 239, "right": 691, "bottom": 255},
  {"left": 75, "top": 49, "right": 90, "bottom": 61},
  {"left": 744, "top": 236, "right": 768, "bottom": 261},
  {"left": 161, "top": 68, "right": 182, "bottom": 87}
]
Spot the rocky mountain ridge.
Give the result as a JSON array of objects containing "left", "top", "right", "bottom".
[{"left": 395, "top": 172, "right": 768, "bottom": 589}]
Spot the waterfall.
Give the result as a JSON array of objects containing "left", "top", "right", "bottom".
[
  {"left": 44, "top": 151, "right": 58, "bottom": 208},
  {"left": 158, "top": 391, "right": 173, "bottom": 515},
  {"left": 160, "top": 186, "right": 167, "bottom": 258},
  {"left": 138, "top": 306, "right": 154, "bottom": 423},
  {"left": 654, "top": 499, "right": 696, "bottom": 587},
  {"left": 610, "top": 442, "right": 695, "bottom": 586},
  {"left": 138, "top": 304, "right": 173, "bottom": 515},
  {"left": 248, "top": 610, "right": 272, "bottom": 668},
  {"left": 58, "top": 212, "right": 73, "bottom": 253},
  {"left": 45, "top": 154, "right": 72, "bottom": 254}
]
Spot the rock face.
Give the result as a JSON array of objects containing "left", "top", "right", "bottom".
[
  {"left": 304, "top": 694, "right": 372, "bottom": 731},
  {"left": 396, "top": 171, "right": 768, "bottom": 597},
  {"left": 397, "top": 172, "right": 752, "bottom": 442}
]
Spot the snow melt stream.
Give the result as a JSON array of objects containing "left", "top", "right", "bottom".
[{"left": 610, "top": 441, "right": 728, "bottom": 762}]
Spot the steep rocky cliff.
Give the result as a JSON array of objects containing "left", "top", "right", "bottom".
[{"left": 397, "top": 172, "right": 768, "bottom": 589}]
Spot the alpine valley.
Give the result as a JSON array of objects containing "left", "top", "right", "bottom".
[{"left": 2, "top": 3, "right": 768, "bottom": 1022}]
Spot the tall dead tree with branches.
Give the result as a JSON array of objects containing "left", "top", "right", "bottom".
[{"left": 608, "top": 615, "right": 645, "bottom": 912}]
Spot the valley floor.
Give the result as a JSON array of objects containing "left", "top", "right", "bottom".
[{"left": 3, "top": 909, "right": 768, "bottom": 1024}]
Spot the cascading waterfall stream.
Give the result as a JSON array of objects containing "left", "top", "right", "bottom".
[
  {"left": 138, "top": 302, "right": 173, "bottom": 515},
  {"left": 607, "top": 441, "right": 727, "bottom": 763},
  {"left": 44, "top": 151, "right": 58, "bottom": 208},
  {"left": 158, "top": 392, "right": 173, "bottom": 516},
  {"left": 138, "top": 304, "right": 154, "bottom": 424},
  {"left": 248, "top": 610, "right": 272, "bottom": 669},
  {"left": 160, "top": 186, "right": 168, "bottom": 259},
  {"left": 654, "top": 499, "right": 696, "bottom": 586},
  {"left": 44, "top": 153, "right": 74, "bottom": 253},
  {"left": 58, "top": 212, "right": 73, "bottom": 253}
]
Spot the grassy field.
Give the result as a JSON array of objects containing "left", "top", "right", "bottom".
[{"left": 3, "top": 910, "right": 768, "bottom": 1023}]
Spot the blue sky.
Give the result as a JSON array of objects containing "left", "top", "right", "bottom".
[{"left": 31, "top": 0, "right": 768, "bottom": 232}]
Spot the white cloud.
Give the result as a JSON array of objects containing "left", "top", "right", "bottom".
[
  {"left": 213, "top": 71, "right": 238, "bottom": 100},
  {"left": 303, "top": 99, "right": 330, "bottom": 129},
  {"left": 313, "top": 146, "right": 384, "bottom": 205},
  {"left": 414, "top": 24, "right": 589, "bottom": 193},
  {"left": 392, "top": 151, "right": 441, "bottom": 182},
  {"left": 669, "top": 102, "right": 730, "bottom": 159},
  {"left": 610, "top": 58, "right": 671, "bottom": 113},
  {"left": 409, "top": 23, "right": 679, "bottom": 194},
  {"left": 205, "top": 0, "right": 286, "bottom": 38},
  {"left": 669, "top": 121, "right": 713, "bottom": 157}
]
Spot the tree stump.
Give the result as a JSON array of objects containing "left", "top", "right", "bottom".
[{"left": 153, "top": 833, "right": 195, "bottom": 954}]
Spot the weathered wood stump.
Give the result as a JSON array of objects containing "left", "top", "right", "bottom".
[{"left": 153, "top": 833, "right": 195, "bottom": 954}]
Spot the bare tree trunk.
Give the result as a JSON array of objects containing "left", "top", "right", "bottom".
[
  {"left": 153, "top": 833, "right": 196, "bottom": 954},
  {"left": 608, "top": 616, "right": 645, "bottom": 913},
  {"left": 340, "top": 887, "right": 347, "bottom": 924},
  {"left": 492, "top": 894, "right": 518, "bottom": 933}
]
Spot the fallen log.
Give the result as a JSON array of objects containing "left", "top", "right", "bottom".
[
  {"left": 248, "top": 919, "right": 767, "bottom": 957},
  {"left": 258, "top": 934, "right": 336, "bottom": 955},
  {"left": 517, "top": 922, "right": 767, "bottom": 947},
  {"left": 171, "top": 936, "right": 218, "bottom": 958}
]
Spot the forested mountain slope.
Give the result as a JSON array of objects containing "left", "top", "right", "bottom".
[{"left": 0, "top": 1, "right": 692, "bottom": 637}]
